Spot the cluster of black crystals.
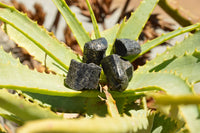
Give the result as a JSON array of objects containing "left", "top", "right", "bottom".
[{"left": 65, "top": 37, "right": 141, "bottom": 91}]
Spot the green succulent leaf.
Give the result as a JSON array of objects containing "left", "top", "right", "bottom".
[
  {"left": 137, "top": 30, "right": 200, "bottom": 73},
  {"left": 0, "top": 54, "right": 142, "bottom": 100},
  {"left": 0, "top": 89, "right": 61, "bottom": 122},
  {"left": 17, "top": 110, "right": 150, "bottom": 133},
  {"left": 0, "top": 47, "right": 76, "bottom": 96},
  {"left": 117, "top": 0, "right": 159, "bottom": 40},
  {"left": 97, "top": 24, "right": 120, "bottom": 55},
  {"left": 128, "top": 72, "right": 192, "bottom": 95},
  {"left": 24, "top": 91, "right": 144, "bottom": 116},
  {"left": 150, "top": 112, "right": 180, "bottom": 133},
  {"left": 52, "top": 0, "right": 91, "bottom": 50},
  {"left": 130, "top": 30, "right": 200, "bottom": 132},
  {"left": 151, "top": 51, "right": 200, "bottom": 84},
  {"left": 0, "top": 46, "right": 19, "bottom": 65},
  {"left": 127, "top": 23, "right": 200, "bottom": 62},
  {"left": 129, "top": 61, "right": 200, "bottom": 132},
  {"left": 152, "top": 94, "right": 200, "bottom": 105},
  {"left": 158, "top": 0, "right": 193, "bottom": 27},
  {"left": 0, "top": 2, "right": 79, "bottom": 72},
  {"left": 128, "top": 70, "right": 200, "bottom": 132},
  {"left": 1, "top": 24, "right": 67, "bottom": 74},
  {"left": 85, "top": 0, "right": 101, "bottom": 39},
  {"left": 0, "top": 107, "right": 23, "bottom": 125},
  {"left": 0, "top": 63, "right": 77, "bottom": 96}
]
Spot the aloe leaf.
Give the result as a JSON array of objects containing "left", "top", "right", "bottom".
[
  {"left": 137, "top": 30, "right": 200, "bottom": 73},
  {"left": 148, "top": 51, "right": 200, "bottom": 132},
  {"left": 0, "top": 47, "right": 74, "bottom": 96},
  {"left": 127, "top": 23, "right": 200, "bottom": 62},
  {"left": 24, "top": 90, "right": 144, "bottom": 115},
  {"left": 130, "top": 52, "right": 200, "bottom": 133},
  {"left": 0, "top": 56, "right": 137, "bottom": 101},
  {"left": 51, "top": 0, "right": 91, "bottom": 50},
  {"left": 0, "top": 2, "right": 78, "bottom": 71},
  {"left": 0, "top": 49, "right": 76, "bottom": 96},
  {"left": 0, "top": 63, "right": 78, "bottom": 96},
  {"left": 128, "top": 71, "right": 199, "bottom": 131},
  {"left": 24, "top": 91, "right": 143, "bottom": 116},
  {"left": 25, "top": 92, "right": 88, "bottom": 113},
  {"left": 0, "top": 89, "right": 61, "bottom": 122},
  {"left": 133, "top": 53, "right": 200, "bottom": 133},
  {"left": 150, "top": 112, "right": 180, "bottom": 133},
  {"left": 17, "top": 110, "right": 149, "bottom": 133},
  {"left": 158, "top": 0, "right": 193, "bottom": 27},
  {"left": 84, "top": 97, "right": 108, "bottom": 116},
  {"left": 128, "top": 71, "right": 200, "bottom": 132},
  {"left": 0, "top": 46, "right": 19, "bottom": 65},
  {"left": 126, "top": 24, "right": 200, "bottom": 62},
  {"left": 98, "top": 24, "right": 120, "bottom": 55},
  {"left": 117, "top": 0, "right": 159, "bottom": 40},
  {"left": 85, "top": 0, "right": 100, "bottom": 39},
  {"left": 151, "top": 51, "right": 200, "bottom": 84},
  {"left": 183, "top": 105, "right": 200, "bottom": 133},
  {"left": 1, "top": 24, "right": 66, "bottom": 74},
  {"left": 152, "top": 94, "right": 200, "bottom": 105},
  {"left": 128, "top": 71, "right": 192, "bottom": 94},
  {"left": 77, "top": 89, "right": 121, "bottom": 117},
  {"left": 0, "top": 107, "right": 23, "bottom": 125}
]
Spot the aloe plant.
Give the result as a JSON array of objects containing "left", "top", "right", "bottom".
[{"left": 0, "top": 0, "right": 200, "bottom": 132}]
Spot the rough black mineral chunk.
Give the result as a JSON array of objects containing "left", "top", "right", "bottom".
[
  {"left": 113, "top": 38, "right": 141, "bottom": 57},
  {"left": 101, "top": 54, "right": 129, "bottom": 91},
  {"left": 120, "top": 58, "right": 133, "bottom": 81},
  {"left": 83, "top": 37, "right": 108, "bottom": 65},
  {"left": 65, "top": 59, "right": 101, "bottom": 91}
]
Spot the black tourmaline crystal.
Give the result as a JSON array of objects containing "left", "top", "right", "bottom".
[
  {"left": 65, "top": 59, "right": 101, "bottom": 91},
  {"left": 113, "top": 38, "right": 141, "bottom": 57},
  {"left": 83, "top": 37, "right": 108, "bottom": 65},
  {"left": 120, "top": 58, "right": 133, "bottom": 81},
  {"left": 101, "top": 54, "right": 129, "bottom": 91}
]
